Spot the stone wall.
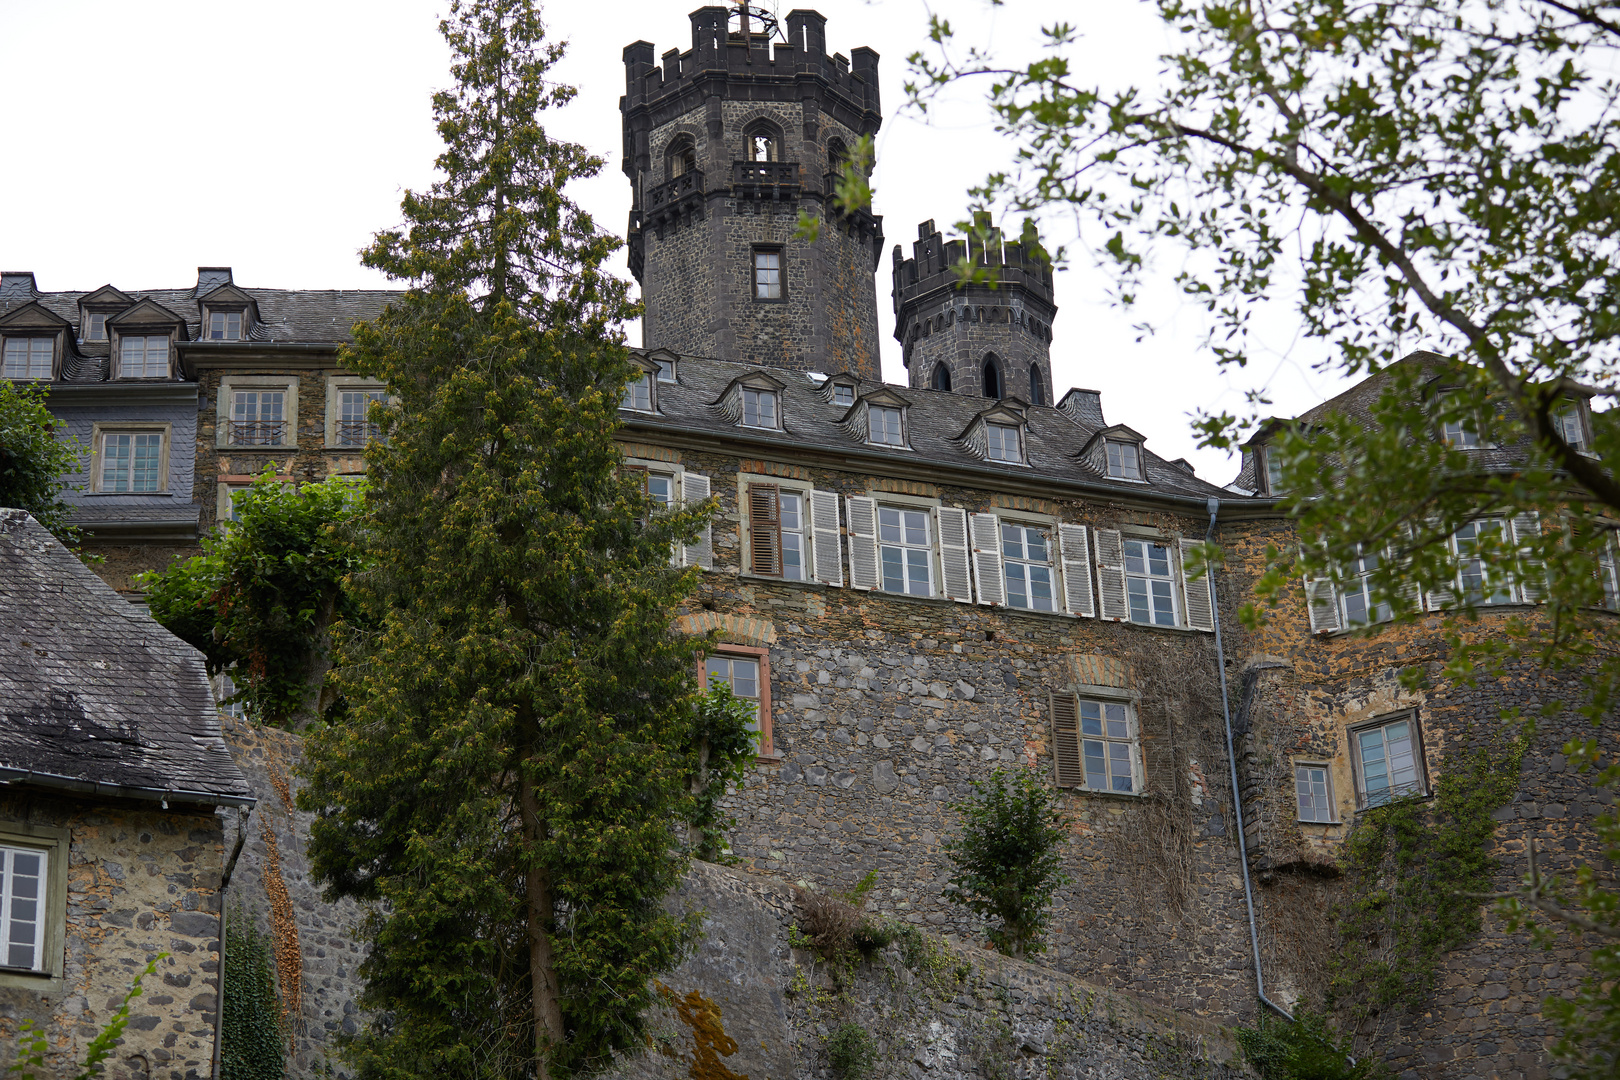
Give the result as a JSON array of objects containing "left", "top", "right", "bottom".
[
  {"left": 608, "top": 860, "right": 1246, "bottom": 1080},
  {"left": 218, "top": 718, "right": 369, "bottom": 1079},
  {"left": 0, "top": 791, "right": 226, "bottom": 1080}
]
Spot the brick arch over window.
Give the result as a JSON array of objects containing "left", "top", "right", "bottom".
[{"left": 675, "top": 611, "right": 778, "bottom": 646}]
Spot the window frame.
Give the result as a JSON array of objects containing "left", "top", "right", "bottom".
[
  {"left": 114, "top": 332, "right": 173, "bottom": 380},
  {"left": 0, "top": 822, "right": 69, "bottom": 991},
  {"left": 205, "top": 308, "right": 246, "bottom": 341},
  {"left": 217, "top": 375, "right": 299, "bottom": 449},
  {"left": 876, "top": 502, "right": 937, "bottom": 597},
  {"left": 325, "top": 376, "right": 389, "bottom": 448},
  {"left": 622, "top": 370, "right": 655, "bottom": 413},
  {"left": 1294, "top": 760, "right": 1340, "bottom": 824},
  {"left": 87, "top": 422, "right": 172, "bottom": 495},
  {"left": 741, "top": 387, "right": 780, "bottom": 429},
  {"left": 1050, "top": 690, "right": 1143, "bottom": 796},
  {"left": 1123, "top": 535, "right": 1180, "bottom": 627},
  {"left": 985, "top": 421, "right": 1022, "bottom": 463},
  {"left": 744, "top": 480, "right": 814, "bottom": 582},
  {"left": 1555, "top": 402, "right": 1590, "bottom": 451},
  {"left": 868, "top": 404, "right": 906, "bottom": 447},
  {"left": 1349, "top": 712, "right": 1429, "bottom": 811},
  {"left": 1106, "top": 439, "right": 1144, "bottom": 481},
  {"left": 699, "top": 644, "right": 775, "bottom": 758},
  {"left": 2, "top": 334, "right": 57, "bottom": 381},
  {"left": 1339, "top": 546, "right": 1394, "bottom": 627},
  {"left": 1452, "top": 518, "right": 1517, "bottom": 606},
  {"left": 83, "top": 312, "right": 109, "bottom": 342},
  {"left": 751, "top": 246, "right": 785, "bottom": 302},
  {"left": 830, "top": 381, "right": 856, "bottom": 407},
  {"left": 999, "top": 519, "right": 1058, "bottom": 613}
]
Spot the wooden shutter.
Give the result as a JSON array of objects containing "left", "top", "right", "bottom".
[
  {"left": 1510, "top": 511, "right": 1544, "bottom": 603},
  {"left": 1179, "top": 538, "right": 1215, "bottom": 631},
  {"left": 1050, "top": 691, "right": 1083, "bottom": 788},
  {"left": 937, "top": 506, "right": 973, "bottom": 603},
  {"left": 1058, "top": 523, "right": 1094, "bottom": 617},
  {"left": 810, "top": 489, "right": 844, "bottom": 587},
  {"left": 845, "top": 495, "right": 880, "bottom": 590},
  {"left": 1094, "top": 527, "right": 1129, "bottom": 621},
  {"left": 681, "top": 473, "right": 713, "bottom": 570},
  {"left": 970, "top": 512, "right": 1005, "bottom": 606},
  {"left": 748, "top": 483, "right": 781, "bottom": 576},
  {"left": 1305, "top": 576, "right": 1342, "bottom": 633}
]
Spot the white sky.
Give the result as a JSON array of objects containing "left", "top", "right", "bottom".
[{"left": 0, "top": 0, "right": 1363, "bottom": 483}]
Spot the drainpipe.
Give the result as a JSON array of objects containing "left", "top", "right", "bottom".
[{"left": 1205, "top": 495, "right": 1295, "bottom": 1022}]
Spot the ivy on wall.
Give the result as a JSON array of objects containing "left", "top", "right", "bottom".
[
  {"left": 221, "top": 907, "right": 286, "bottom": 1080},
  {"left": 1329, "top": 735, "right": 1527, "bottom": 1020}
]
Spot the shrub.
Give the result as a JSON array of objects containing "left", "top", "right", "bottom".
[
  {"left": 1234, "top": 1009, "right": 1384, "bottom": 1080},
  {"left": 826, "top": 1022, "right": 878, "bottom": 1080},
  {"left": 794, "top": 886, "right": 865, "bottom": 961},
  {"left": 944, "top": 767, "right": 1070, "bottom": 957}
]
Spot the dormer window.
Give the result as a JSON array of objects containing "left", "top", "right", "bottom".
[
  {"left": 870, "top": 406, "right": 904, "bottom": 446},
  {"left": 832, "top": 383, "right": 855, "bottom": 408},
  {"left": 742, "top": 388, "right": 778, "bottom": 428},
  {"left": 1442, "top": 416, "right": 1479, "bottom": 448},
  {"left": 986, "top": 422, "right": 1021, "bottom": 462},
  {"left": 1106, "top": 440, "right": 1142, "bottom": 480},
  {"left": 208, "top": 311, "right": 243, "bottom": 340},
  {"left": 85, "top": 313, "right": 107, "bottom": 341},
  {"left": 2, "top": 337, "right": 54, "bottom": 380},
  {"left": 623, "top": 370, "right": 654, "bottom": 411},
  {"left": 1556, "top": 403, "right": 1588, "bottom": 450},
  {"left": 1264, "top": 447, "right": 1286, "bottom": 494},
  {"left": 120, "top": 335, "right": 170, "bottom": 379},
  {"left": 653, "top": 357, "right": 676, "bottom": 382}
]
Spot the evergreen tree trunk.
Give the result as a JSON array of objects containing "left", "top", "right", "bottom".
[{"left": 520, "top": 769, "right": 565, "bottom": 1070}]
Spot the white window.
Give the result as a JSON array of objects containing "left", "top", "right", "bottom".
[
  {"left": 85, "top": 313, "right": 107, "bottom": 341},
  {"left": 644, "top": 471, "right": 676, "bottom": 511},
  {"left": 878, "top": 506, "right": 933, "bottom": 596},
  {"left": 2, "top": 337, "right": 52, "bottom": 379},
  {"left": 1079, "top": 699, "right": 1137, "bottom": 793},
  {"left": 208, "top": 311, "right": 243, "bottom": 340},
  {"left": 1442, "top": 405, "right": 1480, "bottom": 448},
  {"left": 986, "top": 422, "right": 1020, "bottom": 462},
  {"left": 1001, "top": 522, "right": 1055, "bottom": 612},
  {"left": 337, "top": 390, "right": 386, "bottom": 445},
  {"left": 869, "top": 406, "right": 904, "bottom": 446},
  {"left": 1265, "top": 448, "right": 1286, "bottom": 494},
  {"left": 231, "top": 390, "right": 286, "bottom": 446},
  {"left": 753, "top": 250, "right": 782, "bottom": 300},
  {"left": 1556, "top": 405, "right": 1587, "bottom": 450},
  {"left": 1296, "top": 764, "right": 1336, "bottom": 822},
  {"left": 99, "top": 432, "right": 164, "bottom": 493},
  {"left": 653, "top": 357, "right": 676, "bottom": 382},
  {"left": 1106, "top": 440, "right": 1141, "bottom": 480},
  {"left": 1353, "top": 716, "right": 1425, "bottom": 808},
  {"left": 1341, "top": 548, "right": 1392, "bottom": 626},
  {"left": 832, "top": 383, "right": 855, "bottom": 407},
  {"left": 622, "top": 372, "right": 653, "bottom": 412},
  {"left": 1124, "top": 538, "right": 1177, "bottom": 626},
  {"left": 1456, "top": 519, "right": 1514, "bottom": 605},
  {"left": 747, "top": 483, "right": 809, "bottom": 581},
  {"left": 1602, "top": 537, "right": 1620, "bottom": 611},
  {"left": 706, "top": 654, "right": 761, "bottom": 733},
  {"left": 742, "top": 388, "right": 778, "bottom": 429},
  {"left": 213, "top": 670, "right": 247, "bottom": 718},
  {"left": 120, "top": 335, "right": 169, "bottom": 378},
  {"left": 0, "top": 845, "right": 47, "bottom": 971}
]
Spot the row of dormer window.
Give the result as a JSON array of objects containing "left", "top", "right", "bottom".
[{"left": 2, "top": 317, "right": 251, "bottom": 381}]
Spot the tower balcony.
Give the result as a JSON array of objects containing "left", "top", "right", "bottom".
[
  {"left": 645, "top": 170, "right": 707, "bottom": 230},
  {"left": 731, "top": 160, "right": 801, "bottom": 203}
]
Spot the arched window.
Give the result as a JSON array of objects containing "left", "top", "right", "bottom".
[
  {"left": 1028, "top": 364, "right": 1045, "bottom": 406},
  {"left": 982, "top": 355, "right": 1003, "bottom": 399},
  {"left": 744, "top": 121, "right": 782, "bottom": 163},
  {"left": 668, "top": 137, "right": 697, "bottom": 178},
  {"left": 932, "top": 363, "right": 952, "bottom": 392},
  {"left": 827, "top": 137, "right": 848, "bottom": 172}
]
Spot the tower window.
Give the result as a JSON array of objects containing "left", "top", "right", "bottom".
[
  {"left": 1029, "top": 364, "right": 1044, "bottom": 406},
  {"left": 753, "top": 249, "right": 783, "bottom": 301},
  {"left": 827, "top": 137, "right": 848, "bottom": 172},
  {"left": 669, "top": 139, "right": 697, "bottom": 178},
  {"left": 931, "top": 364, "right": 952, "bottom": 392},
  {"left": 982, "top": 357, "right": 1003, "bottom": 399},
  {"left": 749, "top": 134, "right": 777, "bottom": 162}
]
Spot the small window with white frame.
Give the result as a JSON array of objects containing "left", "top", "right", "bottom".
[
  {"left": 832, "top": 382, "right": 855, "bottom": 407},
  {"left": 1124, "top": 538, "right": 1178, "bottom": 626},
  {"left": 1000, "top": 522, "right": 1056, "bottom": 612},
  {"left": 652, "top": 356, "right": 677, "bottom": 382},
  {"left": 0, "top": 844, "right": 48, "bottom": 971},
  {"left": 742, "top": 387, "right": 779, "bottom": 429},
  {"left": 84, "top": 313, "right": 108, "bottom": 341},
  {"left": 752, "top": 249, "right": 783, "bottom": 301},
  {"left": 878, "top": 505, "right": 934, "bottom": 596},
  {"left": 119, "top": 334, "right": 170, "bottom": 378},
  {"left": 1455, "top": 519, "right": 1514, "bottom": 605},
  {"left": 869, "top": 405, "right": 904, "bottom": 446},
  {"left": 1107, "top": 440, "right": 1142, "bottom": 480},
  {"left": 622, "top": 370, "right": 654, "bottom": 412},
  {"left": 1050, "top": 692, "right": 1140, "bottom": 793},
  {"left": 93, "top": 428, "right": 167, "bottom": 493},
  {"left": 1352, "top": 713, "right": 1426, "bottom": 809},
  {"left": 1555, "top": 403, "right": 1588, "bottom": 451},
  {"left": 1265, "top": 447, "right": 1286, "bottom": 495},
  {"left": 1340, "top": 547, "right": 1392, "bottom": 626},
  {"left": 1295, "top": 762, "right": 1337, "bottom": 822},
  {"left": 1602, "top": 534, "right": 1620, "bottom": 611},
  {"left": 986, "top": 422, "right": 1021, "bottom": 462},
  {"left": 207, "top": 310, "right": 243, "bottom": 340},
  {"left": 3, "top": 336, "right": 54, "bottom": 380}
]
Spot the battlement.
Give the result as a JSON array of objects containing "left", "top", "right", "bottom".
[
  {"left": 892, "top": 214, "right": 1055, "bottom": 319},
  {"left": 621, "top": 8, "right": 879, "bottom": 123}
]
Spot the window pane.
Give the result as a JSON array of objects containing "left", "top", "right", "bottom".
[
  {"left": 754, "top": 251, "right": 782, "bottom": 299},
  {"left": 622, "top": 376, "right": 652, "bottom": 410},
  {"left": 833, "top": 385, "right": 854, "bottom": 406},
  {"left": 880, "top": 546, "right": 905, "bottom": 592},
  {"left": 730, "top": 659, "right": 758, "bottom": 699},
  {"left": 1079, "top": 701, "right": 1102, "bottom": 736},
  {"left": 906, "top": 548, "right": 931, "bottom": 595},
  {"left": 1124, "top": 540, "right": 1145, "bottom": 574},
  {"left": 1083, "top": 740, "right": 1106, "bottom": 788},
  {"left": 1359, "top": 728, "right": 1390, "bottom": 803},
  {"left": 1104, "top": 703, "right": 1128, "bottom": 738},
  {"left": 1109, "top": 742, "right": 1133, "bottom": 792},
  {"left": 132, "top": 433, "right": 162, "bottom": 492},
  {"left": 647, "top": 475, "right": 672, "bottom": 507},
  {"left": 902, "top": 511, "right": 928, "bottom": 546},
  {"left": 1005, "top": 562, "right": 1028, "bottom": 607},
  {"left": 1127, "top": 578, "right": 1150, "bottom": 623},
  {"left": 1029, "top": 565, "right": 1053, "bottom": 610},
  {"left": 780, "top": 492, "right": 801, "bottom": 530},
  {"left": 783, "top": 532, "right": 803, "bottom": 580},
  {"left": 878, "top": 507, "right": 901, "bottom": 542}
]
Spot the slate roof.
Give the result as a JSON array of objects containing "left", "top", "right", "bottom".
[
  {"left": 0, "top": 509, "right": 251, "bottom": 806},
  {"left": 623, "top": 352, "right": 1246, "bottom": 504}
]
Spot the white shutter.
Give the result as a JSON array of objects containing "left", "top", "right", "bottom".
[
  {"left": 1179, "top": 537, "right": 1215, "bottom": 631},
  {"left": 1425, "top": 520, "right": 1457, "bottom": 611},
  {"left": 1058, "top": 523, "right": 1094, "bottom": 617},
  {"left": 845, "top": 495, "right": 880, "bottom": 590},
  {"left": 1094, "top": 527, "right": 1129, "bottom": 621},
  {"left": 937, "top": 506, "right": 973, "bottom": 603},
  {"left": 970, "top": 513, "right": 1005, "bottom": 606},
  {"left": 680, "top": 472, "right": 713, "bottom": 570},
  {"left": 1510, "top": 512, "right": 1544, "bottom": 603},
  {"left": 1305, "top": 576, "right": 1342, "bottom": 633},
  {"left": 809, "top": 489, "right": 844, "bottom": 587}
]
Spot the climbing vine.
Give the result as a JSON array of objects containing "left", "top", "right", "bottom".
[
  {"left": 220, "top": 908, "right": 286, "bottom": 1080},
  {"left": 1329, "top": 735, "right": 1527, "bottom": 1021}
]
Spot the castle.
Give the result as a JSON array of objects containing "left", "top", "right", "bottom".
[{"left": 0, "top": 5, "right": 1612, "bottom": 1077}]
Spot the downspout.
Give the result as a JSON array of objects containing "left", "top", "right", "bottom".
[{"left": 1205, "top": 495, "right": 1295, "bottom": 1022}]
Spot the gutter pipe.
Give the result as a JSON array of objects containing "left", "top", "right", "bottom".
[
  {"left": 1204, "top": 495, "right": 1295, "bottom": 1022},
  {"left": 0, "top": 767, "right": 257, "bottom": 809}
]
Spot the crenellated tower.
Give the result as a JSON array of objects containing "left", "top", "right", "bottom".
[
  {"left": 892, "top": 214, "right": 1057, "bottom": 405},
  {"left": 621, "top": 5, "right": 884, "bottom": 378}
]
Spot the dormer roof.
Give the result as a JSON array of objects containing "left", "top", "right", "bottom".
[
  {"left": 713, "top": 369, "right": 787, "bottom": 401},
  {"left": 108, "top": 297, "right": 189, "bottom": 331},
  {"left": 957, "top": 401, "right": 1030, "bottom": 441},
  {"left": 0, "top": 302, "right": 72, "bottom": 330},
  {"left": 78, "top": 285, "right": 135, "bottom": 310},
  {"left": 1078, "top": 423, "right": 1147, "bottom": 456},
  {"left": 197, "top": 282, "right": 262, "bottom": 322}
]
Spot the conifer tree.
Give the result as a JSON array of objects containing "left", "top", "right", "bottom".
[{"left": 298, "top": 2, "right": 719, "bottom": 1076}]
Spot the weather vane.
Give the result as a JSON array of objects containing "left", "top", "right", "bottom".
[{"left": 729, "top": 2, "right": 782, "bottom": 42}]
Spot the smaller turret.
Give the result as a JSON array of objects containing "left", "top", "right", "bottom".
[{"left": 892, "top": 213, "right": 1056, "bottom": 405}]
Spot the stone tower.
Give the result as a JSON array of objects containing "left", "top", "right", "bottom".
[
  {"left": 621, "top": 6, "right": 884, "bottom": 378},
  {"left": 892, "top": 215, "right": 1057, "bottom": 405}
]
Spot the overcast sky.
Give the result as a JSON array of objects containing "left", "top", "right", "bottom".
[{"left": 0, "top": 0, "right": 1362, "bottom": 482}]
